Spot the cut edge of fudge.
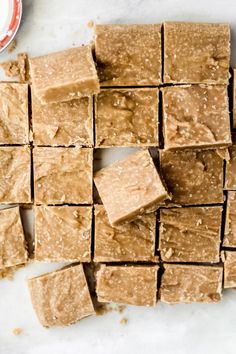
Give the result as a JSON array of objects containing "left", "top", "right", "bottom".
[{"left": 223, "top": 251, "right": 236, "bottom": 288}]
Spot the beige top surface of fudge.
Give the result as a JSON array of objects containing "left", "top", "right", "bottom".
[
  {"left": 0, "top": 146, "right": 31, "bottom": 204},
  {"left": 0, "top": 207, "right": 27, "bottom": 269},
  {"left": 160, "top": 149, "right": 224, "bottom": 205},
  {"left": 32, "top": 93, "right": 93, "bottom": 146},
  {"left": 223, "top": 191, "right": 236, "bottom": 247},
  {"left": 34, "top": 147, "right": 93, "bottom": 204},
  {"left": 225, "top": 134, "right": 236, "bottom": 190},
  {"left": 95, "top": 88, "right": 159, "bottom": 147},
  {"left": 159, "top": 206, "right": 222, "bottom": 263},
  {"left": 35, "top": 206, "right": 92, "bottom": 262},
  {"left": 94, "top": 150, "right": 169, "bottom": 226},
  {"left": 95, "top": 24, "right": 162, "bottom": 86},
  {"left": 223, "top": 251, "right": 236, "bottom": 288},
  {"left": 160, "top": 264, "right": 223, "bottom": 304},
  {"left": 0, "top": 83, "right": 29, "bottom": 144},
  {"left": 96, "top": 265, "right": 158, "bottom": 306},
  {"left": 94, "top": 205, "right": 157, "bottom": 262},
  {"left": 29, "top": 46, "right": 99, "bottom": 104},
  {"left": 162, "top": 85, "right": 231, "bottom": 150},
  {"left": 164, "top": 22, "right": 230, "bottom": 84},
  {"left": 28, "top": 264, "right": 95, "bottom": 327}
]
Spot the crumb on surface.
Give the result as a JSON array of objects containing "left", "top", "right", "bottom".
[
  {"left": 12, "top": 328, "right": 23, "bottom": 336},
  {"left": 87, "top": 20, "right": 94, "bottom": 28},
  {"left": 7, "top": 39, "right": 17, "bottom": 53},
  {"left": 119, "top": 317, "right": 128, "bottom": 325}
]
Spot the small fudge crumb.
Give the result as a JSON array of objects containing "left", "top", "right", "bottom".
[
  {"left": 0, "top": 53, "right": 29, "bottom": 83},
  {"left": 87, "top": 20, "right": 94, "bottom": 28},
  {"left": 7, "top": 39, "right": 17, "bottom": 53},
  {"left": 12, "top": 328, "right": 23, "bottom": 336},
  {"left": 120, "top": 317, "right": 128, "bottom": 325}
]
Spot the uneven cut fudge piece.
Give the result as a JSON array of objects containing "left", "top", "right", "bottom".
[
  {"left": 35, "top": 206, "right": 92, "bottom": 262},
  {"left": 29, "top": 46, "right": 99, "bottom": 104},
  {"left": 34, "top": 147, "right": 93, "bottom": 204},
  {"left": 95, "top": 88, "right": 159, "bottom": 147},
  {"left": 96, "top": 265, "right": 158, "bottom": 306},
  {"left": 28, "top": 264, "right": 95, "bottom": 327},
  {"left": 160, "top": 149, "right": 223, "bottom": 205},
  {"left": 95, "top": 24, "right": 162, "bottom": 86},
  {"left": 0, "top": 83, "right": 29, "bottom": 144},
  {"left": 32, "top": 93, "right": 93, "bottom": 146},
  {"left": 1, "top": 53, "right": 30, "bottom": 83},
  {"left": 159, "top": 206, "right": 222, "bottom": 263},
  {"left": 94, "top": 205, "right": 157, "bottom": 262},
  {"left": 160, "top": 264, "right": 223, "bottom": 304},
  {"left": 225, "top": 134, "right": 236, "bottom": 190},
  {"left": 223, "top": 192, "right": 236, "bottom": 247},
  {"left": 0, "top": 146, "right": 31, "bottom": 203},
  {"left": 0, "top": 207, "right": 27, "bottom": 269},
  {"left": 223, "top": 251, "right": 236, "bottom": 288},
  {"left": 164, "top": 22, "right": 230, "bottom": 84},
  {"left": 162, "top": 85, "right": 231, "bottom": 150},
  {"left": 94, "top": 150, "right": 169, "bottom": 226}
]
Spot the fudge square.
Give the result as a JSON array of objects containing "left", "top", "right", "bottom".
[
  {"left": 160, "top": 264, "right": 223, "bottom": 304},
  {"left": 223, "top": 192, "right": 236, "bottom": 247},
  {"left": 95, "top": 88, "right": 159, "bottom": 147},
  {"left": 0, "top": 83, "right": 29, "bottom": 144},
  {"left": 223, "top": 251, "right": 236, "bottom": 288},
  {"left": 35, "top": 206, "right": 92, "bottom": 262},
  {"left": 29, "top": 46, "right": 99, "bottom": 104},
  {"left": 32, "top": 93, "right": 93, "bottom": 147},
  {"left": 96, "top": 265, "right": 158, "bottom": 306},
  {"left": 95, "top": 24, "right": 162, "bottom": 86},
  {"left": 28, "top": 264, "right": 95, "bottom": 327},
  {"left": 0, "top": 146, "right": 31, "bottom": 203},
  {"left": 225, "top": 134, "right": 236, "bottom": 190},
  {"left": 94, "top": 150, "right": 169, "bottom": 226},
  {"left": 94, "top": 205, "right": 157, "bottom": 262},
  {"left": 162, "top": 85, "right": 231, "bottom": 150},
  {"left": 160, "top": 149, "right": 224, "bottom": 205},
  {"left": 163, "top": 22, "right": 230, "bottom": 84},
  {"left": 159, "top": 206, "right": 222, "bottom": 263},
  {"left": 34, "top": 147, "right": 93, "bottom": 204},
  {"left": 0, "top": 207, "right": 27, "bottom": 269}
]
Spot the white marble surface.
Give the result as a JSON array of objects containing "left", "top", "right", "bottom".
[{"left": 1, "top": 0, "right": 236, "bottom": 353}]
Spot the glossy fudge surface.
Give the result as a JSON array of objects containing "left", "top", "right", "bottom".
[
  {"left": 94, "top": 205, "right": 157, "bottom": 262},
  {"left": 95, "top": 24, "right": 162, "bottom": 86},
  {"left": 35, "top": 206, "right": 92, "bottom": 262},
  {"left": 29, "top": 46, "right": 99, "bottom": 104},
  {"left": 95, "top": 88, "right": 159, "bottom": 147},
  {"left": 160, "top": 149, "right": 224, "bottom": 205},
  {"left": 162, "top": 85, "right": 231, "bottom": 150},
  {"left": 159, "top": 206, "right": 222, "bottom": 263},
  {"left": 96, "top": 265, "right": 158, "bottom": 306},
  {"left": 160, "top": 264, "right": 223, "bottom": 304},
  {"left": 94, "top": 150, "right": 169, "bottom": 226},
  {"left": 164, "top": 22, "right": 230, "bottom": 84}
]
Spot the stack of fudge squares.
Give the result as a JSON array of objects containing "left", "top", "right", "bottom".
[{"left": 1, "top": 22, "right": 236, "bottom": 328}]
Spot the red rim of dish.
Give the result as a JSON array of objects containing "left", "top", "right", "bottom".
[{"left": 0, "top": 0, "right": 22, "bottom": 52}]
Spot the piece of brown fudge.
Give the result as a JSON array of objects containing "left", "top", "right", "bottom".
[
  {"left": 95, "top": 24, "right": 162, "bottom": 86},
  {"left": 32, "top": 93, "right": 93, "bottom": 146},
  {"left": 94, "top": 205, "right": 157, "bottom": 262},
  {"left": 96, "top": 265, "right": 158, "bottom": 306},
  {"left": 233, "top": 69, "right": 236, "bottom": 128},
  {"left": 164, "top": 22, "right": 230, "bottom": 84},
  {"left": 29, "top": 46, "right": 99, "bottom": 104},
  {"left": 160, "top": 149, "right": 224, "bottom": 205},
  {"left": 95, "top": 88, "right": 159, "bottom": 147},
  {"left": 35, "top": 206, "right": 92, "bottom": 262},
  {"left": 162, "top": 85, "right": 231, "bottom": 150},
  {"left": 0, "top": 83, "right": 29, "bottom": 144},
  {"left": 223, "top": 251, "right": 236, "bottom": 288},
  {"left": 223, "top": 192, "right": 236, "bottom": 247},
  {"left": 0, "top": 146, "right": 31, "bottom": 203},
  {"left": 94, "top": 150, "right": 169, "bottom": 226},
  {"left": 159, "top": 206, "right": 222, "bottom": 263},
  {"left": 0, "top": 207, "right": 27, "bottom": 269},
  {"left": 225, "top": 134, "right": 236, "bottom": 190},
  {"left": 34, "top": 147, "right": 93, "bottom": 204},
  {"left": 28, "top": 264, "right": 95, "bottom": 327},
  {"left": 160, "top": 264, "right": 223, "bottom": 304}
]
